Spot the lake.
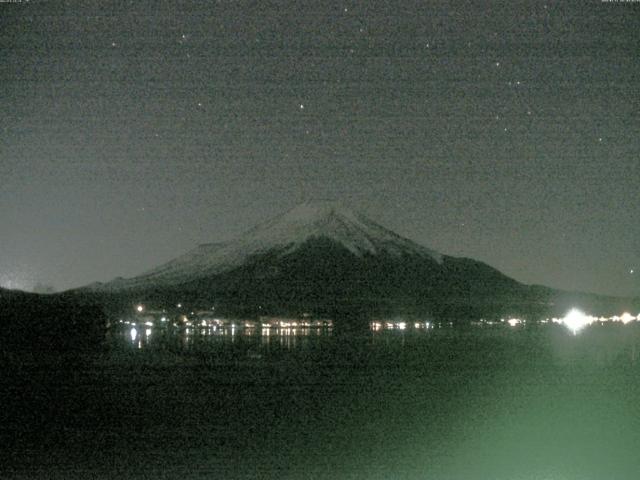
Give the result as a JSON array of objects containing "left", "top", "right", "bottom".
[{"left": 3, "top": 322, "right": 640, "bottom": 479}]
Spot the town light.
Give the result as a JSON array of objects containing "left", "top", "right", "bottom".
[
  {"left": 562, "top": 309, "right": 591, "bottom": 334},
  {"left": 620, "top": 312, "right": 635, "bottom": 324}
]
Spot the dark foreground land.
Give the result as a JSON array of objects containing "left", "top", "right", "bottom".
[{"left": 2, "top": 324, "right": 640, "bottom": 480}]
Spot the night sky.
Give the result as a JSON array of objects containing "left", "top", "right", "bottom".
[{"left": 1, "top": 0, "right": 638, "bottom": 296}]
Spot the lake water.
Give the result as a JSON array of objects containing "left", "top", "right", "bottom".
[{"left": 3, "top": 322, "right": 640, "bottom": 479}]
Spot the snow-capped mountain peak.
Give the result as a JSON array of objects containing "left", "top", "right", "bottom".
[
  {"left": 94, "top": 201, "right": 442, "bottom": 290},
  {"left": 242, "top": 201, "right": 440, "bottom": 258}
]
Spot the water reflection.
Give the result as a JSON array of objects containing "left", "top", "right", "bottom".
[
  {"left": 109, "top": 317, "right": 640, "bottom": 367},
  {"left": 32, "top": 312, "right": 640, "bottom": 480},
  {"left": 115, "top": 321, "right": 335, "bottom": 352},
  {"left": 370, "top": 320, "right": 433, "bottom": 331}
]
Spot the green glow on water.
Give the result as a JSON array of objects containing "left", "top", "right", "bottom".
[{"left": 4, "top": 324, "right": 640, "bottom": 479}]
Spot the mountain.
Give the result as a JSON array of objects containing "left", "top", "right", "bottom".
[
  {"left": 0, "top": 286, "right": 34, "bottom": 302},
  {"left": 83, "top": 202, "right": 636, "bottom": 320},
  {"left": 94, "top": 201, "right": 442, "bottom": 291},
  {"left": 0, "top": 287, "right": 106, "bottom": 353}
]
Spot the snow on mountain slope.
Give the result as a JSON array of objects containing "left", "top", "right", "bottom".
[
  {"left": 94, "top": 201, "right": 442, "bottom": 290},
  {"left": 240, "top": 201, "right": 441, "bottom": 259}
]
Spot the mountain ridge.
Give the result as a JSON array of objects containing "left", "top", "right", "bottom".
[
  {"left": 77, "top": 202, "right": 639, "bottom": 320},
  {"left": 91, "top": 201, "right": 442, "bottom": 291}
]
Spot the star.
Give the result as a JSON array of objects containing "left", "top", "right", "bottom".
[
  {"left": 299, "top": 104, "right": 304, "bottom": 110},
  {"left": 111, "top": 42, "right": 117, "bottom": 47},
  {"left": 631, "top": 269, "right": 635, "bottom": 274},
  {"left": 495, "top": 61, "right": 500, "bottom": 67}
]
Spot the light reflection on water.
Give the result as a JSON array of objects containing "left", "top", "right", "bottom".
[
  {"left": 107, "top": 321, "right": 640, "bottom": 367},
  {"left": 113, "top": 323, "right": 337, "bottom": 352},
  {"left": 102, "top": 320, "right": 640, "bottom": 480},
  {"left": 12, "top": 318, "right": 640, "bottom": 480}
]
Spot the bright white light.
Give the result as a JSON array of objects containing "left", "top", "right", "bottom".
[
  {"left": 130, "top": 327, "right": 137, "bottom": 341},
  {"left": 145, "top": 328, "right": 152, "bottom": 337},
  {"left": 397, "top": 322, "right": 406, "bottom": 330},
  {"left": 507, "top": 318, "right": 521, "bottom": 327},
  {"left": 144, "top": 321, "right": 153, "bottom": 327},
  {"left": 177, "top": 303, "right": 182, "bottom": 308},
  {"left": 620, "top": 312, "right": 635, "bottom": 325},
  {"left": 562, "top": 309, "right": 592, "bottom": 334},
  {"left": 136, "top": 305, "right": 144, "bottom": 313}
]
